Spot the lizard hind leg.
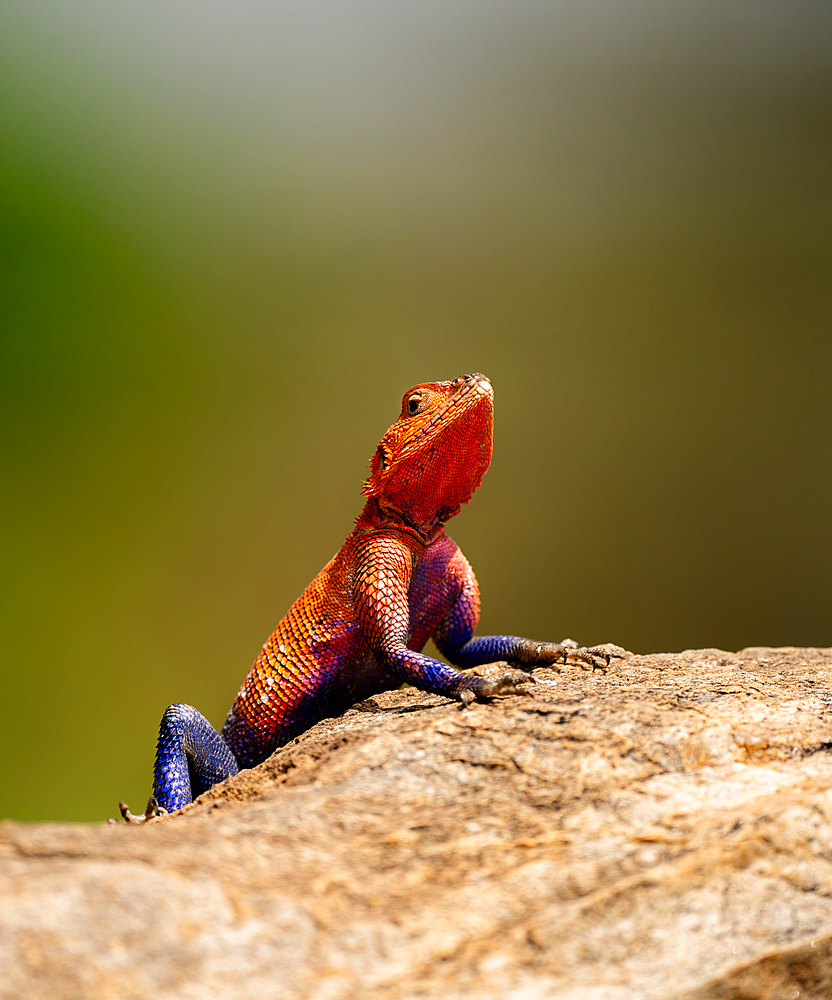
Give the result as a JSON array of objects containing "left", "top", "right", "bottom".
[{"left": 152, "top": 703, "right": 240, "bottom": 813}]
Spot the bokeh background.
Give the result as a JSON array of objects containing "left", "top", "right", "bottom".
[{"left": 2, "top": 0, "right": 830, "bottom": 822}]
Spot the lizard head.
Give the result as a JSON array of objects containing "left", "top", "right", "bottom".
[{"left": 363, "top": 373, "right": 494, "bottom": 528}]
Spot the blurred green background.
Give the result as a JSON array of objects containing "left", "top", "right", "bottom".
[{"left": 2, "top": 1, "right": 830, "bottom": 822}]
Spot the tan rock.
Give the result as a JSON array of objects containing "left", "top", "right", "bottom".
[{"left": 4, "top": 646, "right": 832, "bottom": 999}]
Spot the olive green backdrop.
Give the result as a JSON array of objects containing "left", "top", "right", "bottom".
[{"left": 2, "top": 1, "right": 830, "bottom": 821}]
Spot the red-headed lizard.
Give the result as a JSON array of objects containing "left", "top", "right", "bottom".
[{"left": 121, "top": 374, "right": 615, "bottom": 821}]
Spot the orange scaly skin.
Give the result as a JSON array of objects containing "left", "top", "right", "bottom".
[
  {"left": 123, "top": 374, "right": 614, "bottom": 821},
  {"left": 223, "top": 373, "right": 499, "bottom": 766}
]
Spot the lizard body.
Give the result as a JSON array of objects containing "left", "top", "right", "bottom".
[{"left": 127, "top": 374, "right": 611, "bottom": 820}]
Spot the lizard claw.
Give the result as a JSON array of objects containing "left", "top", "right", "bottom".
[
  {"left": 510, "top": 638, "right": 622, "bottom": 674},
  {"left": 116, "top": 796, "right": 168, "bottom": 825},
  {"left": 558, "top": 642, "right": 620, "bottom": 672},
  {"left": 562, "top": 642, "right": 622, "bottom": 672},
  {"left": 459, "top": 671, "right": 533, "bottom": 707}
]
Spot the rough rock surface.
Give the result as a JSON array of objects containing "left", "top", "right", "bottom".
[{"left": 4, "top": 646, "right": 832, "bottom": 1000}]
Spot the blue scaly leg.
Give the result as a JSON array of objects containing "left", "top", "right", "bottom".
[{"left": 120, "top": 704, "right": 239, "bottom": 822}]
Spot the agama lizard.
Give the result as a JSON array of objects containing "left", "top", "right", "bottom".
[{"left": 121, "top": 374, "right": 613, "bottom": 822}]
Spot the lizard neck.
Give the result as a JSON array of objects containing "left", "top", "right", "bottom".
[{"left": 355, "top": 497, "right": 451, "bottom": 545}]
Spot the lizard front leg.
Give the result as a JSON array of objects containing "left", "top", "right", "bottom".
[
  {"left": 433, "top": 547, "right": 619, "bottom": 674},
  {"left": 449, "top": 634, "right": 616, "bottom": 672},
  {"left": 353, "top": 533, "right": 527, "bottom": 704}
]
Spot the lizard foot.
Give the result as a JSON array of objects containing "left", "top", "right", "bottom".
[
  {"left": 558, "top": 639, "right": 622, "bottom": 672},
  {"left": 114, "top": 796, "right": 168, "bottom": 825},
  {"left": 510, "top": 639, "right": 623, "bottom": 674},
  {"left": 460, "top": 671, "right": 535, "bottom": 708}
]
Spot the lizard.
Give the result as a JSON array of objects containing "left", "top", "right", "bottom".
[{"left": 120, "top": 373, "right": 614, "bottom": 822}]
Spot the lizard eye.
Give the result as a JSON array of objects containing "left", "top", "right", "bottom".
[{"left": 406, "top": 391, "right": 427, "bottom": 416}]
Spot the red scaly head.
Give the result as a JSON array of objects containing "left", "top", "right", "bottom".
[{"left": 363, "top": 373, "right": 494, "bottom": 531}]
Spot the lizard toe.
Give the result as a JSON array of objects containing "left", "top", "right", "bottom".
[
  {"left": 471, "top": 671, "right": 533, "bottom": 701},
  {"left": 117, "top": 796, "right": 167, "bottom": 825}
]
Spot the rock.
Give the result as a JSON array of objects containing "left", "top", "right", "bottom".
[{"left": 3, "top": 646, "right": 832, "bottom": 1000}]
